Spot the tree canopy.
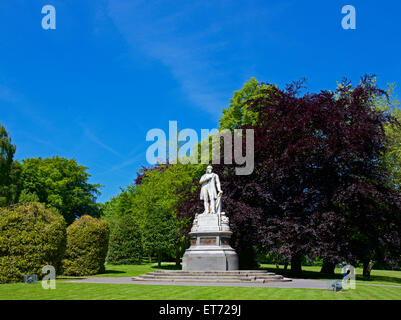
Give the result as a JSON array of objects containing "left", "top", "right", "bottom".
[
  {"left": 19, "top": 157, "right": 102, "bottom": 224},
  {"left": 181, "top": 76, "right": 401, "bottom": 275},
  {"left": 0, "top": 123, "right": 20, "bottom": 207}
]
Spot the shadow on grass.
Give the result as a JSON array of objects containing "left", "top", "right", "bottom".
[
  {"left": 356, "top": 275, "right": 401, "bottom": 284},
  {"left": 99, "top": 270, "right": 126, "bottom": 275},
  {"left": 259, "top": 265, "right": 401, "bottom": 284},
  {"left": 152, "top": 264, "right": 182, "bottom": 270},
  {"left": 259, "top": 265, "right": 341, "bottom": 280}
]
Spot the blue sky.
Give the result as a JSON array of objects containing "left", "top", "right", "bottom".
[{"left": 1, "top": 0, "right": 400, "bottom": 203}]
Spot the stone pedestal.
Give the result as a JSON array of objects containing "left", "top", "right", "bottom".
[{"left": 182, "top": 213, "right": 239, "bottom": 271}]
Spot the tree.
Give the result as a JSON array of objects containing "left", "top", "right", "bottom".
[
  {"left": 106, "top": 215, "right": 143, "bottom": 265},
  {"left": 0, "top": 123, "right": 20, "bottom": 207},
  {"left": 219, "top": 77, "right": 276, "bottom": 131},
  {"left": 19, "top": 157, "right": 101, "bottom": 224},
  {"left": 101, "top": 189, "right": 133, "bottom": 219},
  {"left": 142, "top": 205, "right": 180, "bottom": 267},
  {"left": 181, "top": 76, "right": 401, "bottom": 276},
  {"left": 62, "top": 215, "right": 109, "bottom": 276},
  {"left": 133, "top": 163, "right": 203, "bottom": 266},
  {"left": 374, "top": 82, "right": 401, "bottom": 189},
  {"left": 320, "top": 80, "right": 401, "bottom": 275},
  {"left": 0, "top": 202, "right": 66, "bottom": 283}
]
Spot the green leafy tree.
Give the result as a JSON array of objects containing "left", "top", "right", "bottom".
[
  {"left": 0, "top": 202, "right": 66, "bottom": 283},
  {"left": 101, "top": 189, "right": 133, "bottom": 219},
  {"left": 374, "top": 82, "right": 401, "bottom": 189},
  {"left": 219, "top": 77, "right": 276, "bottom": 130},
  {"left": 142, "top": 205, "right": 179, "bottom": 267},
  {"left": 0, "top": 123, "right": 20, "bottom": 206},
  {"left": 18, "top": 189, "right": 40, "bottom": 203},
  {"left": 133, "top": 163, "right": 203, "bottom": 265},
  {"left": 106, "top": 215, "right": 143, "bottom": 265},
  {"left": 19, "top": 157, "right": 101, "bottom": 224},
  {"left": 62, "top": 215, "right": 109, "bottom": 276}
]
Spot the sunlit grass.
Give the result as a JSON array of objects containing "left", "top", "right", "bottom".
[
  {"left": 1, "top": 282, "right": 400, "bottom": 300},
  {"left": 260, "top": 264, "right": 401, "bottom": 286},
  {"left": 2, "top": 263, "right": 400, "bottom": 300}
]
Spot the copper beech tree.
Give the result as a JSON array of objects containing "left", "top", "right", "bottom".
[{"left": 180, "top": 76, "right": 401, "bottom": 277}]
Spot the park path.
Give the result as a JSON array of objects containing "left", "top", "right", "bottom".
[
  {"left": 62, "top": 277, "right": 401, "bottom": 289},
  {"left": 63, "top": 277, "right": 330, "bottom": 289}
]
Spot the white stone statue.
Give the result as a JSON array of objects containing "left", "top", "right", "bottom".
[{"left": 199, "top": 165, "right": 223, "bottom": 214}]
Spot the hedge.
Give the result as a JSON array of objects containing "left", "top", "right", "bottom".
[
  {"left": 0, "top": 202, "right": 66, "bottom": 283},
  {"left": 62, "top": 215, "right": 109, "bottom": 276},
  {"left": 106, "top": 215, "right": 143, "bottom": 265}
]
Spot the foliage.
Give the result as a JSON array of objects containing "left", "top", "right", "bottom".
[
  {"left": 0, "top": 123, "right": 21, "bottom": 207},
  {"left": 101, "top": 189, "right": 133, "bottom": 219},
  {"left": 19, "top": 157, "right": 102, "bottom": 224},
  {"left": 133, "top": 163, "right": 204, "bottom": 264},
  {"left": 106, "top": 215, "right": 143, "bottom": 265},
  {"left": 373, "top": 82, "right": 401, "bottom": 189},
  {"left": 219, "top": 77, "right": 276, "bottom": 130},
  {"left": 181, "top": 76, "right": 401, "bottom": 275},
  {"left": 141, "top": 205, "right": 180, "bottom": 265},
  {"left": 62, "top": 215, "right": 109, "bottom": 276},
  {"left": 18, "top": 189, "right": 40, "bottom": 203},
  {"left": 0, "top": 202, "right": 66, "bottom": 283}
]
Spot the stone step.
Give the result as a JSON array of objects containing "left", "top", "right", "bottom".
[
  {"left": 147, "top": 272, "right": 275, "bottom": 277},
  {"left": 136, "top": 275, "right": 283, "bottom": 281},
  {"left": 132, "top": 277, "right": 292, "bottom": 283},
  {"left": 150, "top": 270, "right": 274, "bottom": 275},
  {"left": 140, "top": 274, "right": 283, "bottom": 279},
  {"left": 131, "top": 270, "right": 292, "bottom": 283}
]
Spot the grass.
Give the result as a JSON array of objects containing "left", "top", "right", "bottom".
[
  {"left": 56, "top": 262, "right": 180, "bottom": 280},
  {"left": 79, "top": 263, "right": 401, "bottom": 287},
  {"left": 1, "top": 282, "right": 401, "bottom": 300},
  {"left": 1, "top": 263, "right": 400, "bottom": 300},
  {"left": 260, "top": 264, "right": 401, "bottom": 286}
]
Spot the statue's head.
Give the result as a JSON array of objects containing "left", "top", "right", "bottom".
[{"left": 206, "top": 165, "right": 212, "bottom": 173}]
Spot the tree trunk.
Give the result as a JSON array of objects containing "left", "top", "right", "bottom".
[
  {"left": 157, "top": 251, "right": 162, "bottom": 268},
  {"left": 363, "top": 260, "right": 374, "bottom": 279},
  {"left": 175, "top": 246, "right": 181, "bottom": 266},
  {"left": 274, "top": 257, "right": 279, "bottom": 269},
  {"left": 238, "top": 246, "right": 258, "bottom": 269},
  {"left": 148, "top": 249, "right": 152, "bottom": 263},
  {"left": 290, "top": 254, "right": 302, "bottom": 276},
  {"left": 320, "top": 260, "right": 336, "bottom": 274},
  {"left": 284, "top": 262, "right": 288, "bottom": 270}
]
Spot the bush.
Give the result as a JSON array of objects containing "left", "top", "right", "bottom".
[
  {"left": 0, "top": 202, "right": 66, "bottom": 283},
  {"left": 62, "top": 215, "right": 109, "bottom": 276},
  {"left": 106, "top": 215, "right": 143, "bottom": 265}
]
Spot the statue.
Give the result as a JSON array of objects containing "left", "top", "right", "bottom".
[{"left": 199, "top": 165, "right": 223, "bottom": 214}]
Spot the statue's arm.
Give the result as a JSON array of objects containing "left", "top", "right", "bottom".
[
  {"left": 199, "top": 174, "right": 210, "bottom": 184},
  {"left": 215, "top": 174, "right": 222, "bottom": 193}
]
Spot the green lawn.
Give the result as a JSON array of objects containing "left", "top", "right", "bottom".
[
  {"left": 260, "top": 264, "right": 401, "bottom": 286},
  {"left": 79, "top": 263, "right": 401, "bottom": 287},
  {"left": 1, "top": 282, "right": 400, "bottom": 300},
  {"left": 1, "top": 263, "right": 400, "bottom": 300}
]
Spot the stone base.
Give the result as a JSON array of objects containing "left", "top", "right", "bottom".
[{"left": 182, "top": 230, "right": 239, "bottom": 271}]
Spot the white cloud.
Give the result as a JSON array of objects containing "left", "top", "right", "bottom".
[{"left": 105, "top": 0, "right": 238, "bottom": 116}]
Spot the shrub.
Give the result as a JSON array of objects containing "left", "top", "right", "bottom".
[
  {"left": 62, "top": 215, "right": 109, "bottom": 276},
  {"left": 106, "top": 215, "right": 143, "bottom": 265},
  {"left": 0, "top": 202, "right": 66, "bottom": 283}
]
